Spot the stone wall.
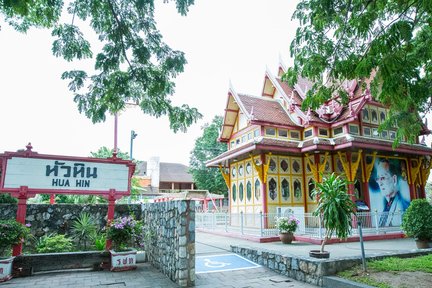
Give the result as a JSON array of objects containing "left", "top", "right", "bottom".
[
  {"left": 142, "top": 201, "right": 195, "bottom": 287},
  {"left": 231, "top": 246, "right": 432, "bottom": 286},
  {"left": 0, "top": 204, "right": 142, "bottom": 237}
]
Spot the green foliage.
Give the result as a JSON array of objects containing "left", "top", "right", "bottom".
[
  {"left": 36, "top": 234, "right": 74, "bottom": 253},
  {"left": 0, "top": 219, "right": 31, "bottom": 258},
  {"left": 286, "top": 0, "right": 432, "bottom": 143},
  {"left": 71, "top": 212, "right": 97, "bottom": 250},
  {"left": 94, "top": 233, "right": 106, "bottom": 251},
  {"left": 312, "top": 173, "right": 356, "bottom": 252},
  {"left": 425, "top": 182, "right": 432, "bottom": 204},
  {"left": 1, "top": 0, "right": 201, "bottom": 131},
  {"left": 106, "top": 215, "right": 142, "bottom": 251},
  {"left": 0, "top": 193, "right": 17, "bottom": 203},
  {"left": 401, "top": 199, "right": 432, "bottom": 240},
  {"left": 90, "top": 146, "right": 130, "bottom": 160},
  {"left": 189, "top": 116, "right": 228, "bottom": 196}
]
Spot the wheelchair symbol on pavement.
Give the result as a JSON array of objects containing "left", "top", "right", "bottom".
[{"left": 204, "top": 258, "right": 231, "bottom": 268}]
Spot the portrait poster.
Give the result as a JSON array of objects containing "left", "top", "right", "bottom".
[{"left": 368, "top": 157, "right": 411, "bottom": 227}]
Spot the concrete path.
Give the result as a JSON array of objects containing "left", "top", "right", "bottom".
[{"left": 196, "top": 230, "right": 421, "bottom": 259}]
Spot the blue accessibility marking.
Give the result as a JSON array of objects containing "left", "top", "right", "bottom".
[{"left": 196, "top": 253, "right": 260, "bottom": 274}]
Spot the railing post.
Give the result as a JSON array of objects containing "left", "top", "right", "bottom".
[
  {"left": 240, "top": 211, "right": 244, "bottom": 235},
  {"left": 318, "top": 215, "right": 323, "bottom": 239},
  {"left": 260, "top": 211, "right": 264, "bottom": 237},
  {"left": 225, "top": 212, "right": 228, "bottom": 232},
  {"left": 374, "top": 210, "right": 379, "bottom": 234},
  {"left": 212, "top": 212, "right": 215, "bottom": 230}
]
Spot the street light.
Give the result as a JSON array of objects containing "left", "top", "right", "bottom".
[{"left": 130, "top": 130, "right": 138, "bottom": 160}]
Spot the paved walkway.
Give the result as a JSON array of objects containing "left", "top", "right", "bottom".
[
  {"left": 195, "top": 230, "right": 421, "bottom": 259},
  {"left": 1, "top": 231, "right": 424, "bottom": 288}
]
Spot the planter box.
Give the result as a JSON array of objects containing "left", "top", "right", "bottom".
[
  {"left": 0, "top": 257, "right": 14, "bottom": 282},
  {"left": 110, "top": 249, "right": 137, "bottom": 272}
]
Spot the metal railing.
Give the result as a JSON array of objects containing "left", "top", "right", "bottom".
[{"left": 195, "top": 210, "right": 405, "bottom": 239}]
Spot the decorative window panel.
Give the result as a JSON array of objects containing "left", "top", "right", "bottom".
[
  {"left": 278, "top": 129, "right": 288, "bottom": 138},
  {"left": 290, "top": 131, "right": 300, "bottom": 139}
]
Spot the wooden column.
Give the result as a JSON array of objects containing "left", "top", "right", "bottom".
[{"left": 13, "top": 186, "right": 29, "bottom": 256}]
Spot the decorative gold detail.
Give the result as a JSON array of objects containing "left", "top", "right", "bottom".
[
  {"left": 349, "top": 150, "right": 362, "bottom": 182},
  {"left": 218, "top": 164, "right": 230, "bottom": 188},
  {"left": 365, "top": 152, "right": 378, "bottom": 182},
  {"left": 250, "top": 153, "right": 271, "bottom": 184},
  {"left": 421, "top": 158, "right": 432, "bottom": 186},
  {"left": 318, "top": 152, "right": 330, "bottom": 179},
  {"left": 263, "top": 153, "right": 272, "bottom": 184},
  {"left": 305, "top": 153, "right": 318, "bottom": 182},
  {"left": 409, "top": 158, "right": 422, "bottom": 185},
  {"left": 337, "top": 151, "right": 350, "bottom": 179},
  {"left": 305, "top": 152, "right": 328, "bottom": 183}
]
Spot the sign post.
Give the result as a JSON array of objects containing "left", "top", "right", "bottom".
[{"left": 0, "top": 144, "right": 135, "bottom": 255}]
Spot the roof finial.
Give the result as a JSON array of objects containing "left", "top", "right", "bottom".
[{"left": 421, "top": 135, "right": 426, "bottom": 145}]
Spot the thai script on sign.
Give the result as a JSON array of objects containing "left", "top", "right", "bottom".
[{"left": 46, "top": 161, "right": 98, "bottom": 179}]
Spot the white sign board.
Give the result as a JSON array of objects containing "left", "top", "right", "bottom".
[{"left": 3, "top": 157, "right": 129, "bottom": 192}]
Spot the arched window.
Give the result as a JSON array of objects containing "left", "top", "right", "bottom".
[
  {"left": 269, "top": 178, "right": 277, "bottom": 200},
  {"left": 246, "top": 181, "right": 252, "bottom": 201},
  {"left": 254, "top": 179, "right": 261, "bottom": 200},
  {"left": 232, "top": 184, "right": 237, "bottom": 202}
]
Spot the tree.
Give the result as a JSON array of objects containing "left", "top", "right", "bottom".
[
  {"left": 284, "top": 0, "right": 432, "bottom": 144},
  {"left": 90, "top": 146, "right": 129, "bottom": 160},
  {"left": 189, "top": 116, "right": 228, "bottom": 196},
  {"left": 0, "top": 0, "right": 201, "bottom": 132}
]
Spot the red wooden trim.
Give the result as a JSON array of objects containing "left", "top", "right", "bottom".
[{"left": 260, "top": 153, "right": 268, "bottom": 228}]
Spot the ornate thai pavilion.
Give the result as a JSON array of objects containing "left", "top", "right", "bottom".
[{"left": 207, "top": 61, "right": 432, "bottom": 228}]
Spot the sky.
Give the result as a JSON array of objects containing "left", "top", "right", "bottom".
[
  {"left": 0, "top": 0, "right": 300, "bottom": 165},
  {"left": 1, "top": 0, "right": 431, "bottom": 166}
]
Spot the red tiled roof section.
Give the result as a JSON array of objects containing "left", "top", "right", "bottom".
[
  {"left": 237, "top": 94, "right": 299, "bottom": 127},
  {"left": 334, "top": 136, "right": 432, "bottom": 152}
]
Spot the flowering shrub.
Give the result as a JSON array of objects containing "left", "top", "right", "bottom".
[
  {"left": 106, "top": 215, "right": 142, "bottom": 251},
  {"left": 0, "top": 219, "right": 31, "bottom": 258},
  {"left": 275, "top": 215, "right": 299, "bottom": 234}
]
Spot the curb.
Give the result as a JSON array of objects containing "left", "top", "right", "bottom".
[{"left": 323, "top": 276, "right": 374, "bottom": 288}]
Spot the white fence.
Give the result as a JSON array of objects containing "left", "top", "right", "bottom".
[{"left": 196, "top": 211, "right": 405, "bottom": 239}]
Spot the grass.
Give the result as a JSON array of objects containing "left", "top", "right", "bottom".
[
  {"left": 368, "top": 254, "right": 432, "bottom": 273},
  {"left": 337, "top": 254, "right": 432, "bottom": 288}
]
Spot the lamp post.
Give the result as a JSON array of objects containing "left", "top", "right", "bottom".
[
  {"left": 128, "top": 130, "right": 138, "bottom": 204},
  {"left": 130, "top": 130, "right": 138, "bottom": 160}
]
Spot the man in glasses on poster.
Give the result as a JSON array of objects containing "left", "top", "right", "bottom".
[{"left": 374, "top": 158, "right": 410, "bottom": 227}]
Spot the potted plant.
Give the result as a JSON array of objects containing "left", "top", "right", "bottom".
[
  {"left": 401, "top": 199, "right": 432, "bottom": 249},
  {"left": 0, "top": 219, "right": 30, "bottom": 282},
  {"left": 106, "top": 215, "right": 142, "bottom": 271},
  {"left": 275, "top": 215, "right": 299, "bottom": 244},
  {"left": 310, "top": 173, "right": 356, "bottom": 258}
]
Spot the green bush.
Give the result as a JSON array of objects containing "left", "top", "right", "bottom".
[
  {"left": 0, "top": 193, "right": 17, "bottom": 203},
  {"left": 0, "top": 219, "right": 30, "bottom": 258},
  {"left": 36, "top": 234, "right": 74, "bottom": 253},
  {"left": 402, "top": 199, "right": 432, "bottom": 240}
]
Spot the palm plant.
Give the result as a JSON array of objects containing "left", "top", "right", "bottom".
[
  {"left": 71, "top": 212, "right": 97, "bottom": 250},
  {"left": 312, "top": 173, "right": 356, "bottom": 253}
]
